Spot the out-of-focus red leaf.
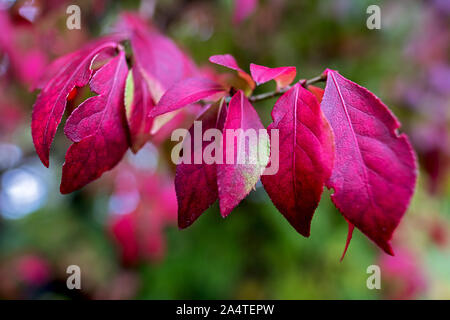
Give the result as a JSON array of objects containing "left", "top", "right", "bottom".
[
  {"left": 109, "top": 165, "right": 177, "bottom": 265},
  {"left": 209, "top": 54, "right": 255, "bottom": 90},
  {"left": 378, "top": 248, "right": 427, "bottom": 299},
  {"left": 428, "top": 218, "right": 449, "bottom": 248},
  {"left": 110, "top": 213, "right": 139, "bottom": 266},
  {"left": 117, "top": 13, "right": 197, "bottom": 102},
  {"left": 411, "top": 123, "right": 449, "bottom": 194},
  {"left": 250, "top": 63, "right": 296, "bottom": 89},
  {"left": 60, "top": 51, "right": 129, "bottom": 194},
  {"left": 0, "top": 91, "right": 24, "bottom": 140},
  {"left": 150, "top": 77, "right": 226, "bottom": 117},
  {"left": 261, "top": 84, "right": 334, "bottom": 236},
  {"left": 321, "top": 69, "right": 417, "bottom": 255},
  {"left": 176, "top": 100, "right": 227, "bottom": 228},
  {"left": 16, "top": 255, "right": 50, "bottom": 287},
  {"left": 233, "top": 0, "right": 258, "bottom": 24},
  {"left": 217, "top": 91, "right": 268, "bottom": 216},
  {"left": 0, "top": 11, "right": 47, "bottom": 86},
  {"left": 126, "top": 66, "right": 155, "bottom": 153}
]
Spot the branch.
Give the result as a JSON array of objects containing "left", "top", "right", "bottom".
[{"left": 249, "top": 73, "right": 327, "bottom": 103}]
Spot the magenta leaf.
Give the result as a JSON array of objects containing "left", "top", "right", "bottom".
[
  {"left": 233, "top": 0, "right": 258, "bottom": 24},
  {"left": 321, "top": 69, "right": 417, "bottom": 255},
  {"left": 250, "top": 63, "right": 296, "bottom": 89},
  {"left": 0, "top": 11, "right": 47, "bottom": 87},
  {"left": 261, "top": 84, "right": 334, "bottom": 236},
  {"left": 33, "top": 51, "right": 77, "bottom": 91},
  {"left": 176, "top": 100, "right": 227, "bottom": 228},
  {"left": 150, "top": 77, "right": 226, "bottom": 117},
  {"left": 31, "top": 38, "right": 120, "bottom": 167},
  {"left": 118, "top": 13, "right": 197, "bottom": 102},
  {"left": 125, "top": 66, "right": 155, "bottom": 153},
  {"left": 217, "top": 91, "right": 269, "bottom": 216},
  {"left": 60, "top": 51, "right": 129, "bottom": 194},
  {"left": 209, "top": 54, "right": 255, "bottom": 90}
]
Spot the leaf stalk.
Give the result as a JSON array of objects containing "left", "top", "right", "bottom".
[{"left": 248, "top": 73, "right": 327, "bottom": 103}]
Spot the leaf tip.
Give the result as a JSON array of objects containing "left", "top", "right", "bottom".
[
  {"left": 40, "top": 154, "right": 50, "bottom": 168},
  {"left": 59, "top": 183, "right": 71, "bottom": 195},
  {"left": 219, "top": 203, "right": 232, "bottom": 218},
  {"left": 340, "top": 223, "right": 355, "bottom": 262},
  {"left": 177, "top": 220, "right": 189, "bottom": 230},
  {"left": 382, "top": 242, "right": 395, "bottom": 256}
]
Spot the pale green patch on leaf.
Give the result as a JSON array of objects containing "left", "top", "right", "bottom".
[{"left": 124, "top": 70, "right": 134, "bottom": 120}]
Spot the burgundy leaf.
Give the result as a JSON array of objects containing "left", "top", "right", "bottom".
[
  {"left": 261, "top": 84, "right": 334, "bottom": 236},
  {"left": 31, "top": 38, "right": 120, "bottom": 167},
  {"left": 150, "top": 77, "right": 226, "bottom": 117},
  {"left": 176, "top": 100, "right": 227, "bottom": 228},
  {"left": 60, "top": 51, "right": 129, "bottom": 194},
  {"left": 125, "top": 66, "right": 155, "bottom": 153},
  {"left": 217, "top": 91, "right": 269, "bottom": 216},
  {"left": 209, "top": 54, "right": 255, "bottom": 90},
  {"left": 118, "top": 13, "right": 197, "bottom": 102},
  {"left": 321, "top": 69, "right": 417, "bottom": 255},
  {"left": 250, "top": 63, "right": 296, "bottom": 89}
]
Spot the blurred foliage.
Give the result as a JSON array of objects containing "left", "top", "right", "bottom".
[{"left": 0, "top": 0, "right": 448, "bottom": 299}]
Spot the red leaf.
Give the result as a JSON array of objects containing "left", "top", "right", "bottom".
[
  {"left": 321, "top": 69, "right": 417, "bottom": 254},
  {"left": 150, "top": 77, "right": 226, "bottom": 117},
  {"left": 125, "top": 66, "right": 155, "bottom": 153},
  {"left": 31, "top": 38, "right": 120, "bottom": 167},
  {"left": 340, "top": 222, "right": 354, "bottom": 261},
  {"left": 0, "top": 92, "right": 24, "bottom": 139},
  {"left": 0, "top": 11, "right": 47, "bottom": 86},
  {"left": 209, "top": 54, "right": 255, "bottom": 90},
  {"left": 60, "top": 51, "right": 129, "bottom": 194},
  {"left": 118, "top": 13, "right": 197, "bottom": 102},
  {"left": 378, "top": 247, "right": 427, "bottom": 299},
  {"left": 250, "top": 63, "right": 296, "bottom": 89},
  {"left": 110, "top": 213, "right": 139, "bottom": 266},
  {"left": 33, "top": 51, "right": 78, "bottom": 90},
  {"left": 307, "top": 85, "right": 324, "bottom": 104},
  {"left": 261, "top": 84, "right": 334, "bottom": 236},
  {"left": 109, "top": 166, "right": 177, "bottom": 264},
  {"left": 217, "top": 91, "right": 268, "bottom": 216},
  {"left": 176, "top": 100, "right": 227, "bottom": 228},
  {"left": 233, "top": 0, "right": 258, "bottom": 24}
]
